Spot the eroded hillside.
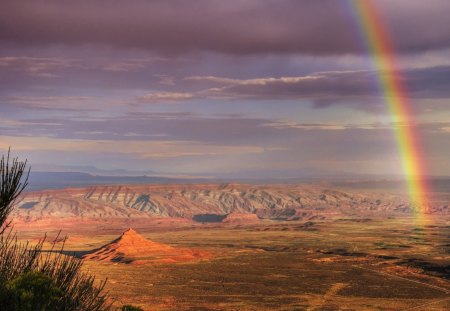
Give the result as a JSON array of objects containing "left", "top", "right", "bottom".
[{"left": 12, "top": 184, "right": 449, "bottom": 222}]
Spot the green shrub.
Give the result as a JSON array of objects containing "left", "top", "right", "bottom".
[
  {"left": 0, "top": 150, "right": 110, "bottom": 310},
  {"left": 121, "top": 305, "right": 144, "bottom": 311},
  {"left": 2, "top": 271, "right": 63, "bottom": 311}
]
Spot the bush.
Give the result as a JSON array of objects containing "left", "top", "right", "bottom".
[
  {"left": 121, "top": 305, "right": 144, "bottom": 311},
  {"left": 0, "top": 150, "right": 111, "bottom": 310},
  {"left": 2, "top": 271, "right": 63, "bottom": 311}
]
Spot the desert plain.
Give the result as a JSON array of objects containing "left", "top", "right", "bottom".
[{"left": 11, "top": 183, "right": 450, "bottom": 310}]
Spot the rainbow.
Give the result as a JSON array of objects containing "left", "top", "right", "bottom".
[{"left": 349, "top": 0, "right": 430, "bottom": 223}]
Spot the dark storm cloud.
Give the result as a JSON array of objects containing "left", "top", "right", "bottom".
[{"left": 1, "top": 0, "right": 450, "bottom": 55}]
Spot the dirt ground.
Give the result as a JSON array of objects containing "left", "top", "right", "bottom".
[{"left": 15, "top": 216, "right": 450, "bottom": 310}]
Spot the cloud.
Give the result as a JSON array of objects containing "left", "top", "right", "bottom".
[
  {"left": 200, "top": 72, "right": 375, "bottom": 99},
  {"left": 1, "top": 0, "right": 450, "bottom": 55},
  {"left": 0, "top": 56, "right": 160, "bottom": 77},
  {"left": 154, "top": 74, "right": 176, "bottom": 86},
  {"left": 1, "top": 96, "right": 100, "bottom": 111},
  {"left": 137, "top": 92, "right": 195, "bottom": 102},
  {"left": 0, "top": 56, "right": 74, "bottom": 77},
  {"left": 179, "top": 66, "right": 450, "bottom": 110},
  {"left": 439, "top": 127, "right": 450, "bottom": 133},
  {"left": 0, "top": 119, "right": 62, "bottom": 129},
  {"left": 1, "top": 1, "right": 449, "bottom": 177},
  {"left": 264, "top": 122, "right": 347, "bottom": 131},
  {"left": 96, "top": 60, "right": 153, "bottom": 72},
  {"left": 185, "top": 76, "right": 240, "bottom": 85},
  {"left": 3, "top": 116, "right": 450, "bottom": 176},
  {"left": 0, "top": 113, "right": 272, "bottom": 144},
  {"left": 0, "top": 135, "right": 265, "bottom": 159}
]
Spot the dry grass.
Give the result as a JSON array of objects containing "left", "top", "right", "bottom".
[{"left": 15, "top": 216, "right": 449, "bottom": 310}]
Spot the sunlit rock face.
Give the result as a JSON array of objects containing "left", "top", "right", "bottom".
[
  {"left": 12, "top": 183, "right": 448, "bottom": 222},
  {"left": 83, "top": 228, "right": 211, "bottom": 264}
]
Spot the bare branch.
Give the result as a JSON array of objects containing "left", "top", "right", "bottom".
[{"left": 0, "top": 148, "right": 30, "bottom": 229}]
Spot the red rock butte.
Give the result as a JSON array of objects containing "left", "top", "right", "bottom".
[{"left": 83, "top": 228, "right": 212, "bottom": 264}]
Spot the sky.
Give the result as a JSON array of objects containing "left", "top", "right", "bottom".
[{"left": 1, "top": 0, "right": 450, "bottom": 179}]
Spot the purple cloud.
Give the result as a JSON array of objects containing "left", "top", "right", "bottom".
[
  {"left": 1, "top": 0, "right": 450, "bottom": 55},
  {"left": 170, "top": 66, "right": 450, "bottom": 110}
]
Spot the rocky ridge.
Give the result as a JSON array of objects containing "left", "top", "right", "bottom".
[{"left": 12, "top": 184, "right": 449, "bottom": 222}]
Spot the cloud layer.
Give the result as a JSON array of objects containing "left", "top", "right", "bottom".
[
  {"left": 2, "top": 0, "right": 450, "bottom": 55},
  {"left": 1, "top": 1, "right": 450, "bottom": 177}
]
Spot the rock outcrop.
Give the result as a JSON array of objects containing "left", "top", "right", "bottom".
[{"left": 83, "top": 228, "right": 211, "bottom": 264}]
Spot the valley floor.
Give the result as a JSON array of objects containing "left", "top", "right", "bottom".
[{"left": 15, "top": 217, "right": 450, "bottom": 310}]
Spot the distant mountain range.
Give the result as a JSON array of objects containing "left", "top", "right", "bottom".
[
  {"left": 25, "top": 170, "right": 450, "bottom": 193},
  {"left": 26, "top": 171, "right": 209, "bottom": 191},
  {"left": 13, "top": 183, "right": 450, "bottom": 223}
]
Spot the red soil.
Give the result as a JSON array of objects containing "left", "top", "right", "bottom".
[
  {"left": 83, "top": 228, "right": 212, "bottom": 264},
  {"left": 223, "top": 212, "right": 260, "bottom": 223}
]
